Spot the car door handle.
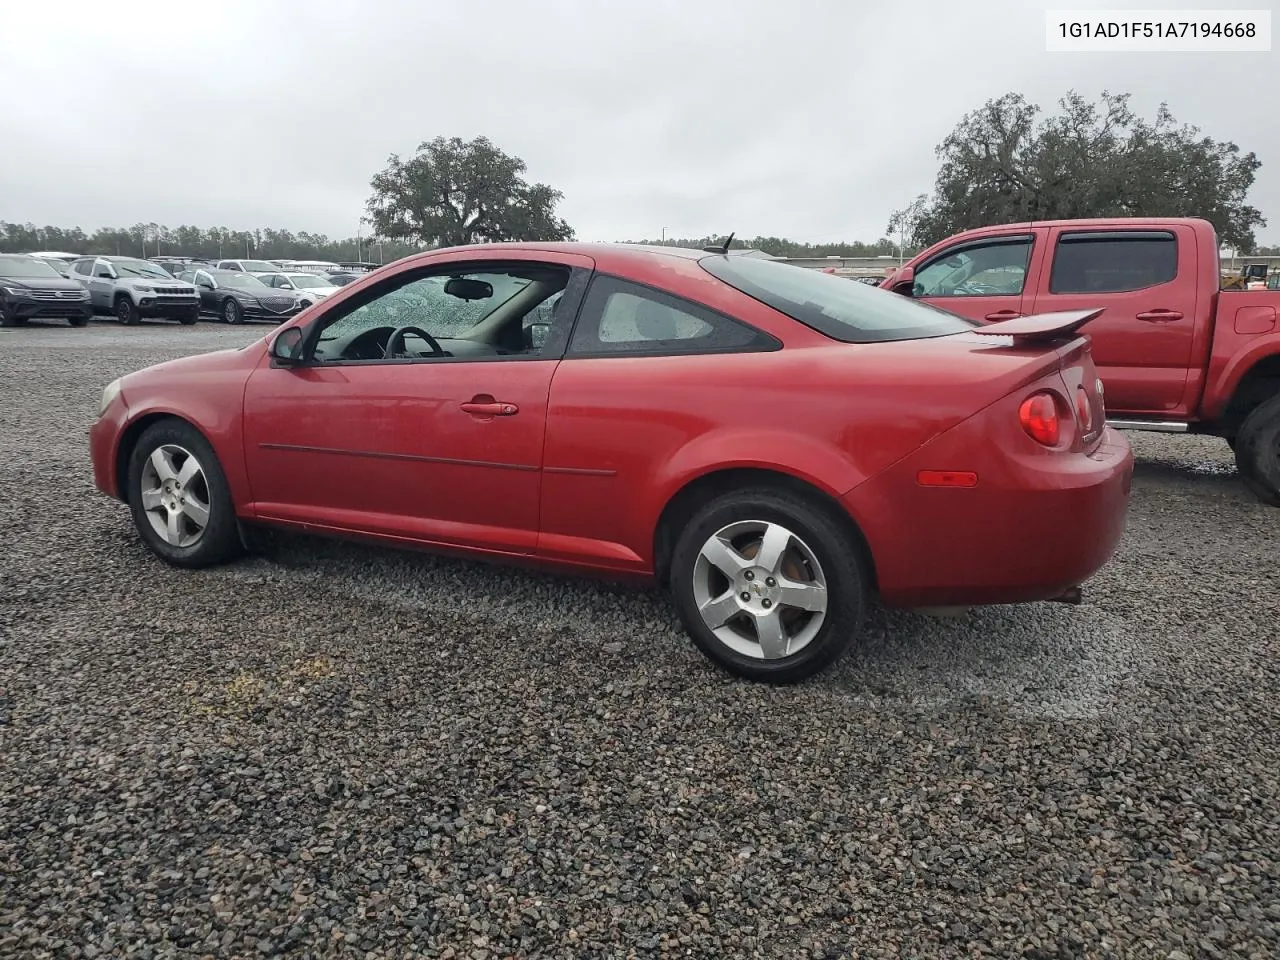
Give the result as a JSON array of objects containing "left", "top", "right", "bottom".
[
  {"left": 984, "top": 310, "right": 1022, "bottom": 321},
  {"left": 460, "top": 399, "right": 519, "bottom": 417},
  {"left": 1136, "top": 310, "right": 1183, "bottom": 322}
]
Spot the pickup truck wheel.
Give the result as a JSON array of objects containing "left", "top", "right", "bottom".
[
  {"left": 1234, "top": 394, "right": 1280, "bottom": 507},
  {"left": 115, "top": 296, "right": 141, "bottom": 325}
]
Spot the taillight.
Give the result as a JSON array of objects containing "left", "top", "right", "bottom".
[
  {"left": 1019, "top": 392, "right": 1060, "bottom": 446},
  {"left": 1075, "top": 386, "right": 1094, "bottom": 434}
]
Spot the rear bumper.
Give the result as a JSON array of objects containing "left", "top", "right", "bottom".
[{"left": 844, "top": 425, "right": 1134, "bottom": 608}]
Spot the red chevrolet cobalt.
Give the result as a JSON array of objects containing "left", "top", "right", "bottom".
[{"left": 89, "top": 243, "right": 1133, "bottom": 683}]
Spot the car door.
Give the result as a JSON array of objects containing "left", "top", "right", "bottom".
[
  {"left": 87, "top": 259, "right": 116, "bottom": 309},
  {"left": 240, "top": 250, "right": 594, "bottom": 555},
  {"left": 910, "top": 233, "right": 1038, "bottom": 323},
  {"left": 1027, "top": 225, "right": 1199, "bottom": 416},
  {"left": 191, "top": 270, "right": 216, "bottom": 310}
]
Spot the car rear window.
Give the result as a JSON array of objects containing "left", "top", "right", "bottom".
[{"left": 699, "top": 255, "right": 978, "bottom": 343}]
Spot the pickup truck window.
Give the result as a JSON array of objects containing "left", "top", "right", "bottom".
[
  {"left": 913, "top": 237, "right": 1032, "bottom": 298},
  {"left": 1049, "top": 231, "right": 1177, "bottom": 294}
]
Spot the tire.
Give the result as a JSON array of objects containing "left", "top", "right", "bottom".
[
  {"left": 115, "top": 296, "right": 141, "bottom": 325},
  {"left": 179, "top": 309, "right": 199, "bottom": 326},
  {"left": 69, "top": 314, "right": 89, "bottom": 328},
  {"left": 222, "top": 298, "right": 243, "bottom": 325},
  {"left": 668, "top": 487, "right": 868, "bottom": 684},
  {"left": 1234, "top": 394, "right": 1280, "bottom": 507},
  {"left": 0, "top": 311, "right": 22, "bottom": 327},
  {"left": 126, "top": 419, "right": 244, "bottom": 568}
]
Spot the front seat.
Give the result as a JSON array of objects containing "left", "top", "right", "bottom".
[{"left": 633, "top": 300, "right": 679, "bottom": 341}]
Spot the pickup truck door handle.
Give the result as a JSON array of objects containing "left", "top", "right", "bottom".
[
  {"left": 984, "top": 309, "right": 1022, "bottom": 321},
  {"left": 1136, "top": 309, "right": 1183, "bottom": 323},
  {"left": 460, "top": 398, "right": 519, "bottom": 417}
]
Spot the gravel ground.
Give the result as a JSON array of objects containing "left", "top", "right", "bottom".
[{"left": 1, "top": 319, "right": 1278, "bottom": 959}]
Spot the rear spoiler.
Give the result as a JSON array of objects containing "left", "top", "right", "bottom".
[{"left": 970, "top": 308, "right": 1105, "bottom": 345}]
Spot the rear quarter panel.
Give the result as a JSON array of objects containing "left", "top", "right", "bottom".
[
  {"left": 539, "top": 328, "right": 1073, "bottom": 573},
  {"left": 1200, "top": 290, "right": 1280, "bottom": 420}
]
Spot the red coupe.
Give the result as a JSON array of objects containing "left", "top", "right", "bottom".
[{"left": 89, "top": 242, "right": 1134, "bottom": 683}]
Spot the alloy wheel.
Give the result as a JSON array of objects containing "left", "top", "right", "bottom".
[
  {"left": 139, "top": 444, "right": 212, "bottom": 547},
  {"left": 690, "top": 520, "right": 829, "bottom": 660}
]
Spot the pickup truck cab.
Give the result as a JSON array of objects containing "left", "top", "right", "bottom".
[{"left": 882, "top": 218, "right": 1280, "bottom": 505}]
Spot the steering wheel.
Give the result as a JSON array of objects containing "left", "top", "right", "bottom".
[{"left": 384, "top": 325, "right": 446, "bottom": 359}]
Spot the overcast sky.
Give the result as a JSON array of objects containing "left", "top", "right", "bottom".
[{"left": 2, "top": 0, "right": 1275, "bottom": 244}]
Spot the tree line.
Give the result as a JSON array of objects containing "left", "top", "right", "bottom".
[{"left": 0, "top": 222, "right": 424, "bottom": 264}]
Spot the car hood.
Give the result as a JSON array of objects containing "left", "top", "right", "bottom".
[
  {"left": 1, "top": 276, "right": 87, "bottom": 292},
  {"left": 121, "top": 346, "right": 254, "bottom": 389}
]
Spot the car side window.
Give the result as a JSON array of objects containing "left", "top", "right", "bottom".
[
  {"left": 567, "top": 275, "right": 777, "bottom": 357},
  {"left": 94, "top": 262, "right": 114, "bottom": 279},
  {"left": 308, "top": 264, "right": 574, "bottom": 364},
  {"left": 72, "top": 259, "right": 93, "bottom": 276},
  {"left": 913, "top": 237, "right": 1033, "bottom": 297},
  {"left": 1049, "top": 231, "right": 1177, "bottom": 294}
]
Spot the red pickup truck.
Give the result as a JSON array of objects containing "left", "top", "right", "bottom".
[{"left": 881, "top": 217, "right": 1280, "bottom": 505}]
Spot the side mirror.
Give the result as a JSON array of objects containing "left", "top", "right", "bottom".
[
  {"left": 889, "top": 265, "right": 915, "bottom": 296},
  {"left": 271, "top": 327, "right": 305, "bottom": 365},
  {"left": 528, "top": 322, "right": 551, "bottom": 349}
]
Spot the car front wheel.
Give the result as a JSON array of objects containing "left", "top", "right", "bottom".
[
  {"left": 126, "top": 420, "right": 244, "bottom": 568},
  {"left": 223, "top": 299, "right": 243, "bottom": 324},
  {"left": 116, "top": 296, "right": 140, "bottom": 325},
  {"left": 669, "top": 487, "right": 868, "bottom": 683}
]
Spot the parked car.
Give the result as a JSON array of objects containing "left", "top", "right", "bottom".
[
  {"left": 253, "top": 271, "right": 340, "bottom": 306},
  {"left": 89, "top": 242, "right": 1133, "bottom": 683},
  {"left": 325, "top": 272, "right": 366, "bottom": 288},
  {"left": 151, "top": 257, "right": 212, "bottom": 276},
  {"left": 0, "top": 255, "right": 93, "bottom": 327},
  {"left": 282, "top": 260, "right": 341, "bottom": 274},
  {"left": 68, "top": 256, "right": 199, "bottom": 325},
  {"left": 215, "top": 259, "right": 280, "bottom": 274},
  {"left": 178, "top": 268, "right": 306, "bottom": 324},
  {"left": 881, "top": 217, "right": 1280, "bottom": 505},
  {"left": 27, "top": 252, "right": 79, "bottom": 277}
]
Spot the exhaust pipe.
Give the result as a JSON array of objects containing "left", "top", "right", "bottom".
[{"left": 1047, "top": 586, "right": 1083, "bottom": 605}]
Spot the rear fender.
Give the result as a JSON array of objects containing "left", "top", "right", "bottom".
[{"left": 1202, "top": 328, "right": 1280, "bottom": 421}]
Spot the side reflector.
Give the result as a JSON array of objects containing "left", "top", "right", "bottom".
[{"left": 917, "top": 470, "right": 979, "bottom": 488}]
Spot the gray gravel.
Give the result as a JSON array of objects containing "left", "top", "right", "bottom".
[{"left": 2, "top": 319, "right": 1278, "bottom": 958}]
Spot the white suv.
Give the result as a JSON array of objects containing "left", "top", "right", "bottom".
[{"left": 69, "top": 256, "right": 200, "bottom": 325}]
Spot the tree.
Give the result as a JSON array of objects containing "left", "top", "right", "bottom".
[
  {"left": 364, "top": 136, "right": 574, "bottom": 248},
  {"left": 901, "top": 91, "right": 1266, "bottom": 252}
]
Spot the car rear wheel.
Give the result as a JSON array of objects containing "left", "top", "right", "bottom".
[
  {"left": 1234, "top": 394, "right": 1280, "bottom": 507},
  {"left": 116, "top": 296, "right": 140, "bottom": 325},
  {"left": 669, "top": 488, "right": 868, "bottom": 683},
  {"left": 223, "top": 299, "right": 243, "bottom": 324},
  {"left": 126, "top": 420, "right": 244, "bottom": 568}
]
